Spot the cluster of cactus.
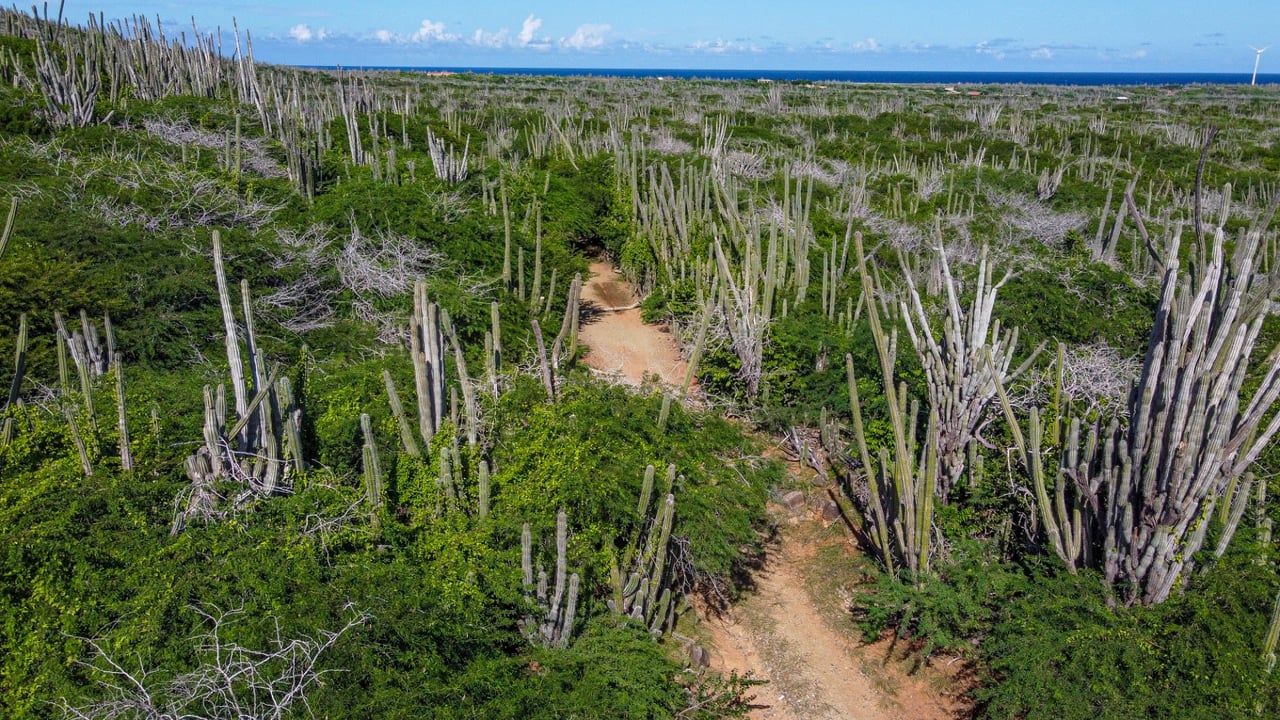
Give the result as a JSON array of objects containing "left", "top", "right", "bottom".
[
  {"left": 425, "top": 128, "right": 469, "bottom": 183},
  {"left": 521, "top": 510, "right": 580, "bottom": 648},
  {"left": 995, "top": 191, "right": 1280, "bottom": 604},
  {"left": 382, "top": 281, "right": 482, "bottom": 451},
  {"left": 843, "top": 233, "right": 937, "bottom": 579},
  {"left": 1, "top": 200, "right": 135, "bottom": 472},
  {"left": 899, "top": 234, "right": 1040, "bottom": 503},
  {"left": 1, "top": 199, "right": 20, "bottom": 449},
  {"left": 172, "top": 231, "right": 305, "bottom": 534},
  {"left": 608, "top": 464, "right": 681, "bottom": 636},
  {"left": 28, "top": 4, "right": 101, "bottom": 128},
  {"left": 615, "top": 143, "right": 827, "bottom": 398},
  {"left": 373, "top": 281, "right": 494, "bottom": 519}
]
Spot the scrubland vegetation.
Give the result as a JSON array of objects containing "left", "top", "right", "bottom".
[{"left": 1, "top": 5, "right": 1279, "bottom": 717}]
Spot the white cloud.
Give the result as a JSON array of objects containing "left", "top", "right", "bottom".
[
  {"left": 562, "top": 23, "right": 609, "bottom": 50},
  {"left": 518, "top": 15, "right": 542, "bottom": 45},
  {"left": 473, "top": 27, "right": 509, "bottom": 48},
  {"left": 689, "top": 38, "right": 763, "bottom": 54},
  {"left": 853, "top": 37, "right": 880, "bottom": 52},
  {"left": 373, "top": 29, "right": 395, "bottom": 43},
  {"left": 1030, "top": 46, "right": 1053, "bottom": 59},
  {"left": 289, "top": 24, "right": 313, "bottom": 42},
  {"left": 975, "top": 40, "right": 1006, "bottom": 60},
  {"left": 1131, "top": 48, "right": 1148, "bottom": 59},
  {"left": 410, "top": 19, "right": 457, "bottom": 43}
]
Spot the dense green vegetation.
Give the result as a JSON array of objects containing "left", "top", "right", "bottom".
[{"left": 1, "top": 7, "right": 1279, "bottom": 718}]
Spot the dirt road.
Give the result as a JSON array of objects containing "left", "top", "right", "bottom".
[{"left": 576, "top": 260, "right": 968, "bottom": 720}]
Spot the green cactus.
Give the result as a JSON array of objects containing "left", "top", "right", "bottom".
[
  {"left": 993, "top": 200, "right": 1280, "bottom": 605},
  {"left": 0, "top": 197, "right": 15, "bottom": 264},
  {"left": 609, "top": 465, "right": 681, "bottom": 635},
  {"left": 173, "top": 234, "right": 306, "bottom": 532},
  {"left": 113, "top": 357, "right": 132, "bottom": 472},
  {"left": 521, "top": 510, "right": 580, "bottom": 647},
  {"left": 843, "top": 231, "right": 938, "bottom": 580},
  {"left": 65, "top": 405, "right": 93, "bottom": 478},
  {"left": 551, "top": 274, "right": 582, "bottom": 371},
  {"left": 478, "top": 460, "right": 491, "bottom": 519},
  {"left": 5, "top": 313, "right": 27, "bottom": 411},
  {"left": 382, "top": 370, "right": 421, "bottom": 457}
]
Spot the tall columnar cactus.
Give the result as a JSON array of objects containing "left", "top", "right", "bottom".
[
  {"left": 531, "top": 213, "right": 544, "bottom": 309},
  {"left": 551, "top": 273, "right": 583, "bottom": 371},
  {"left": 212, "top": 231, "right": 250, "bottom": 432},
  {"left": 172, "top": 234, "right": 305, "bottom": 533},
  {"left": 532, "top": 320, "right": 555, "bottom": 401},
  {"left": 64, "top": 404, "right": 94, "bottom": 478},
  {"left": 500, "top": 183, "right": 513, "bottom": 289},
  {"left": 899, "top": 239, "right": 1039, "bottom": 503},
  {"left": 360, "top": 413, "right": 383, "bottom": 512},
  {"left": 485, "top": 301, "right": 502, "bottom": 396},
  {"left": 5, "top": 313, "right": 26, "bottom": 411},
  {"left": 0, "top": 197, "right": 15, "bottom": 262},
  {"left": 522, "top": 510, "right": 580, "bottom": 648},
  {"left": 996, "top": 209, "right": 1280, "bottom": 605},
  {"left": 680, "top": 290, "right": 716, "bottom": 399},
  {"left": 609, "top": 465, "right": 681, "bottom": 635},
  {"left": 113, "top": 356, "right": 133, "bottom": 471},
  {"left": 409, "top": 281, "right": 446, "bottom": 447},
  {"left": 0, "top": 313, "right": 26, "bottom": 449},
  {"left": 1265, "top": 588, "right": 1280, "bottom": 675},
  {"left": 477, "top": 460, "right": 491, "bottom": 519},
  {"left": 844, "top": 233, "right": 937, "bottom": 579},
  {"left": 443, "top": 312, "right": 479, "bottom": 447},
  {"left": 382, "top": 370, "right": 421, "bottom": 457}
]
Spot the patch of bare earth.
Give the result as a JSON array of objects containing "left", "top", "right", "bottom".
[
  {"left": 700, "top": 509, "right": 971, "bottom": 720},
  {"left": 578, "top": 261, "right": 688, "bottom": 388},
  {"left": 577, "top": 261, "right": 970, "bottom": 719}
]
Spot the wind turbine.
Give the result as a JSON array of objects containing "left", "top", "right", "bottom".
[{"left": 1250, "top": 45, "right": 1270, "bottom": 85}]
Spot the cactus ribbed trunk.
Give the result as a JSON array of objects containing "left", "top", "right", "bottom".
[
  {"left": 996, "top": 206, "right": 1280, "bottom": 605},
  {"left": 900, "top": 239, "right": 1038, "bottom": 503},
  {"left": 844, "top": 232, "right": 937, "bottom": 580}
]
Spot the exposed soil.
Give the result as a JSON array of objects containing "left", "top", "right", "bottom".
[
  {"left": 578, "top": 260, "right": 970, "bottom": 720},
  {"left": 578, "top": 261, "right": 689, "bottom": 388},
  {"left": 700, "top": 512, "right": 971, "bottom": 720}
]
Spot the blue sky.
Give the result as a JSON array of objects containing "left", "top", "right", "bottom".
[{"left": 65, "top": 2, "right": 1275, "bottom": 72}]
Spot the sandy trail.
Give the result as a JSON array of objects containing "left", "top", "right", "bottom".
[
  {"left": 704, "top": 542, "right": 885, "bottom": 720},
  {"left": 577, "top": 260, "right": 966, "bottom": 720},
  {"left": 577, "top": 261, "right": 688, "bottom": 388},
  {"left": 702, "top": 521, "right": 966, "bottom": 720}
]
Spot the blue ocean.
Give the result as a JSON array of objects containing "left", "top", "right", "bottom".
[{"left": 322, "top": 66, "right": 1280, "bottom": 86}]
